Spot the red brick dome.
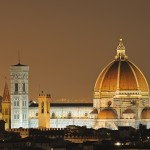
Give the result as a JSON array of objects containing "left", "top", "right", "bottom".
[{"left": 94, "top": 39, "right": 149, "bottom": 92}]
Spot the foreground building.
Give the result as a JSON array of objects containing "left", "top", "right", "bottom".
[{"left": 5, "top": 38, "right": 150, "bottom": 129}]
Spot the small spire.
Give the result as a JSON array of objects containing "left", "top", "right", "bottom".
[
  {"left": 115, "top": 37, "right": 128, "bottom": 60},
  {"left": 117, "top": 37, "right": 125, "bottom": 51},
  {"left": 18, "top": 50, "right": 21, "bottom": 64},
  {"left": 2, "top": 77, "right": 10, "bottom": 102}
]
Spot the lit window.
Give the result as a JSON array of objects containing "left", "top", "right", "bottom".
[{"left": 115, "top": 142, "right": 121, "bottom": 146}]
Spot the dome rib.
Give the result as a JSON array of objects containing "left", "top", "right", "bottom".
[
  {"left": 119, "top": 61, "right": 138, "bottom": 90},
  {"left": 128, "top": 61, "right": 149, "bottom": 92},
  {"left": 128, "top": 62, "right": 139, "bottom": 90},
  {"left": 94, "top": 60, "right": 114, "bottom": 91},
  {"left": 101, "top": 61, "right": 119, "bottom": 91},
  {"left": 117, "top": 60, "right": 121, "bottom": 90}
]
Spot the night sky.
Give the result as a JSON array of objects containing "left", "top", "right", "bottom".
[{"left": 0, "top": 0, "right": 150, "bottom": 102}]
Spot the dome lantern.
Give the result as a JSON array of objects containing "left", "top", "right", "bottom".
[{"left": 115, "top": 38, "right": 128, "bottom": 60}]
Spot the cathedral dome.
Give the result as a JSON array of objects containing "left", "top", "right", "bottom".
[
  {"left": 94, "top": 39, "right": 149, "bottom": 92},
  {"left": 141, "top": 107, "right": 150, "bottom": 119},
  {"left": 98, "top": 108, "right": 117, "bottom": 119}
]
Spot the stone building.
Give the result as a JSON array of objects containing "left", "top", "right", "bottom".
[
  {"left": 10, "top": 63, "right": 29, "bottom": 128},
  {"left": 1, "top": 38, "right": 150, "bottom": 130},
  {"left": 38, "top": 92, "right": 50, "bottom": 129}
]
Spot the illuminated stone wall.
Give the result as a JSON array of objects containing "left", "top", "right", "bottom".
[
  {"left": 29, "top": 104, "right": 94, "bottom": 128},
  {"left": 38, "top": 93, "right": 50, "bottom": 129},
  {"left": 29, "top": 105, "right": 93, "bottom": 119},
  {"left": 29, "top": 118, "right": 96, "bottom": 128},
  {"left": 10, "top": 64, "right": 29, "bottom": 128}
]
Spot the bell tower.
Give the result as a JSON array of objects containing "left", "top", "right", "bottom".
[
  {"left": 38, "top": 91, "right": 50, "bottom": 129},
  {"left": 2, "top": 78, "right": 11, "bottom": 130},
  {"left": 10, "top": 62, "right": 29, "bottom": 128}
]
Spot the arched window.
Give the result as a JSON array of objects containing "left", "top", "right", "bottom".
[
  {"left": 41, "top": 102, "right": 44, "bottom": 113},
  {"left": 14, "top": 101, "right": 16, "bottom": 106},
  {"left": 23, "top": 83, "right": 25, "bottom": 92},
  {"left": 23, "top": 101, "right": 27, "bottom": 107},
  {"left": 15, "top": 83, "right": 18, "bottom": 93},
  {"left": 68, "top": 112, "right": 71, "bottom": 118},
  {"left": 51, "top": 112, "right": 55, "bottom": 118},
  {"left": 47, "top": 102, "right": 49, "bottom": 113},
  {"left": 23, "top": 113, "right": 26, "bottom": 120},
  {"left": 17, "top": 101, "right": 19, "bottom": 106},
  {"left": 14, "top": 112, "right": 19, "bottom": 120},
  {"left": 85, "top": 112, "right": 88, "bottom": 117}
]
